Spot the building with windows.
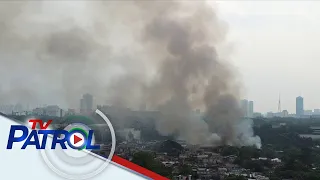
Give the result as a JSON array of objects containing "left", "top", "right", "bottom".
[
  {"left": 296, "top": 96, "right": 304, "bottom": 117},
  {"left": 80, "top": 93, "right": 93, "bottom": 114},
  {"left": 240, "top": 99, "right": 254, "bottom": 118}
]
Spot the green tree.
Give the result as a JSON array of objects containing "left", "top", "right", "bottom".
[
  {"left": 178, "top": 164, "right": 192, "bottom": 175},
  {"left": 131, "top": 151, "right": 172, "bottom": 178},
  {"left": 221, "top": 146, "right": 239, "bottom": 156}
]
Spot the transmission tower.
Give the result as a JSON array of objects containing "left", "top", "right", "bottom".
[{"left": 278, "top": 94, "right": 281, "bottom": 113}]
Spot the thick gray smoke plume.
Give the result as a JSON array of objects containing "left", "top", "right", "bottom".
[{"left": 0, "top": 1, "right": 261, "bottom": 148}]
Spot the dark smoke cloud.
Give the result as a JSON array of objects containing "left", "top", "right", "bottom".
[{"left": 0, "top": 1, "right": 260, "bottom": 148}]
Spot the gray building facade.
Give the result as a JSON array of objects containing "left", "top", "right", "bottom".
[
  {"left": 240, "top": 99, "right": 249, "bottom": 117},
  {"left": 296, "top": 96, "right": 304, "bottom": 117},
  {"left": 248, "top": 101, "right": 254, "bottom": 118},
  {"left": 80, "top": 93, "right": 93, "bottom": 114}
]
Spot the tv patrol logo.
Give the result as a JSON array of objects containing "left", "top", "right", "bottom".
[
  {"left": 6, "top": 109, "right": 116, "bottom": 180},
  {"left": 7, "top": 119, "right": 100, "bottom": 150}
]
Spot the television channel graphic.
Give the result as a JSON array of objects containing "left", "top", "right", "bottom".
[{"left": 1, "top": 109, "right": 168, "bottom": 180}]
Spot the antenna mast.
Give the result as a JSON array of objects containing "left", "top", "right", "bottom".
[{"left": 278, "top": 93, "right": 281, "bottom": 113}]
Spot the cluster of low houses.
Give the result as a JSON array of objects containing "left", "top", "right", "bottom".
[
  {"left": 98, "top": 141, "right": 282, "bottom": 180},
  {"left": 162, "top": 150, "right": 280, "bottom": 180}
]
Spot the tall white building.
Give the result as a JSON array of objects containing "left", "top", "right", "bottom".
[
  {"left": 80, "top": 93, "right": 93, "bottom": 114},
  {"left": 240, "top": 99, "right": 249, "bottom": 117},
  {"left": 296, "top": 96, "right": 304, "bottom": 117},
  {"left": 248, "top": 101, "right": 254, "bottom": 118},
  {"left": 240, "top": 99, "right": 254, "bottom": 118}
]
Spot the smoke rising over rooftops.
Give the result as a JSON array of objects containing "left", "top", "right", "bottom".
[{"left": 0, "top": 1, "right": 260, "bottom": 148}]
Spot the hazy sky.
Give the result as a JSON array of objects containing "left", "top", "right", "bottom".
[
  {"left": 214, "top": 1, "right": 320, "bottom": 113},
  {"left": 2, "top": 1, "right": 319, "bottom": 114}
]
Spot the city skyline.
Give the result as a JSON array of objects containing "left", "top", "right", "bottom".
[
  {"left": 1, "top": 93, "right": 320, "bottom": 116},
  {"left": 242, "top": 95, "right": 320, "bottom": 116},
  {"left": 1, "top": 94, "right": 320, "bottom": 119},
  {"left": 241, "top": 94, "right": 319, "bottom": 115},
  {"left": 216, "top": 1, "right": 320, "bottom": 113}
]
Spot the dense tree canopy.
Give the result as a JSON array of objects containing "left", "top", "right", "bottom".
[{"left": 131, "top": 151, "right": 172, "bottom": 178}]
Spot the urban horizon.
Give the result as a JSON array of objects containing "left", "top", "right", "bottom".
[{"left": 1, "top": 93, "right": 319, "bottom": 119}]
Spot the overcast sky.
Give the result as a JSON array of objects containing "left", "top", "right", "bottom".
[
  {"left": 214, "top": 1, "right": 320, "bottom": 113},
  {"left": 39, "top": 1, "right": 320, "bottom": 114},
  {"left": 2, "top": 1, "right": 319, "bottom": 114}
]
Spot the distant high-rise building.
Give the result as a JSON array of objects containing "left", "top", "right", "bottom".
[
  {"left": 282, "top": 110, "right": 289, "bottom": 117},
  {"left": 80, "top": 93, "right": 93, "bottom": 114},
  {"left": 296, "top": 96, "right": 304, "bottom": 117},
  {"left": 248, "top": 101, "right": 254, "bottom": 118},
  {"left": 240, "top": 99, "right": 249, "bottom": 117}
]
